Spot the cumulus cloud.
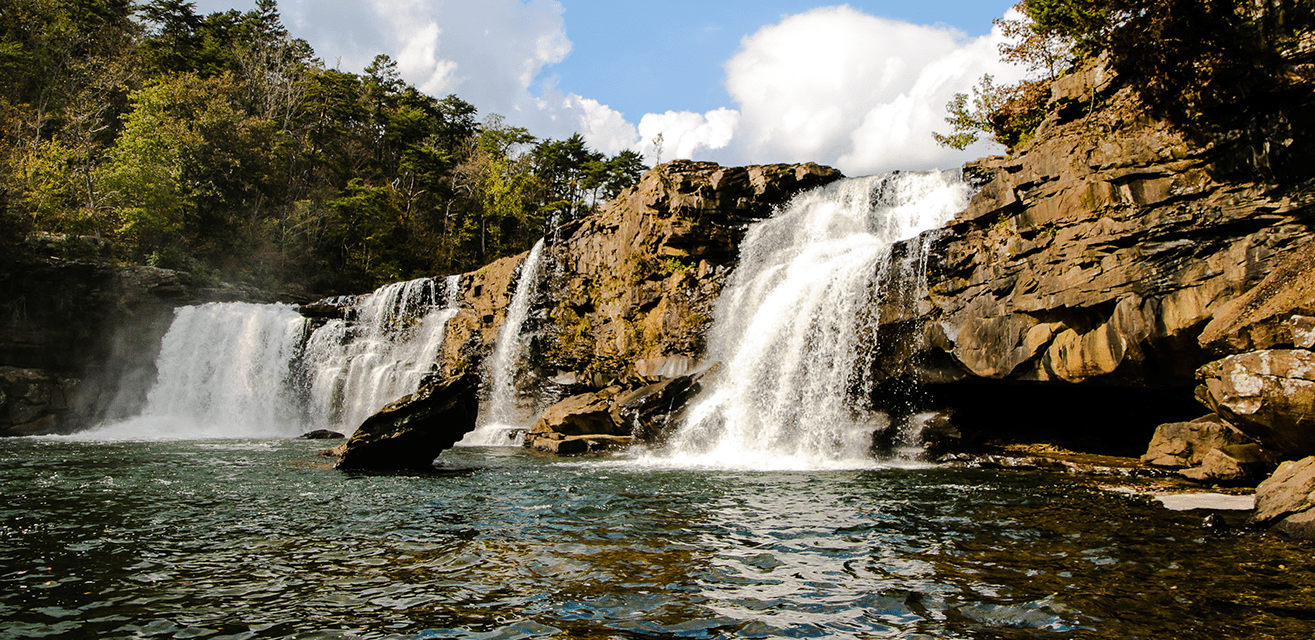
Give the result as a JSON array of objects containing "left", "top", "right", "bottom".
[
  {"left": 199, "top": 1, "right": 1027, "bottom": 173},
  {"left": 636, "top": 109, "right": 740, "bottom": 163},
  {"left": 715, "top": 5, "right": 1027, "bottom": 174}
]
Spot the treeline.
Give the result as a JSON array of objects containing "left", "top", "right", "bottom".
[
  {"left": 937, "top": 0, "right": 1314, "bottom": 152},
  {"left": 0, "top": 0, "right": 645, "bottom": 293}
]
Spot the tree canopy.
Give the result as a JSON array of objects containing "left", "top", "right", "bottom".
[
  {"left": 1, "top": 0, "right": 649, "bottom": 294},
  {"left": 935, "top": 0, "right": 1305, "bottom": 152}
]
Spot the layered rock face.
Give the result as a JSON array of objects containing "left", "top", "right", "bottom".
[
  {"left": 871, "top": 50, "right": 1315, "bottom": 462},
  {"left": 435, "top": 161, "right": 841, "bottom": 402}
]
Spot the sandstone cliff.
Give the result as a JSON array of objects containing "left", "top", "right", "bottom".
[{"left": 867, "top": 39, "right": 1315, "bottom": 464}]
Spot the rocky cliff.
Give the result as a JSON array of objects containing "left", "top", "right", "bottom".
[{"left": 866, "top": 38, "right": 1315, "bottom": 469}]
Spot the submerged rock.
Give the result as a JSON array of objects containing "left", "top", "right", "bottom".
[
  {"left": 335, "top": 373, "right": 480, "bottom": 471},
  {"left": 300, "top": 429, "right": 345, "bottom": 440}
]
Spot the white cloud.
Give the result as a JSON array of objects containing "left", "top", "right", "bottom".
[
  {"left": 204, "top": 1, "right": 1027, "bottom": 174},
  {"left": 717, "top": 5, "right": 1026, "bottom": 174},
  {"left": 278, "top": 0, "right": 574, "bottom": 130},
  {"left": 636, "top": 109, "right": 741, "bottom": 164}
]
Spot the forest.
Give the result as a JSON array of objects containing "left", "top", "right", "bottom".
[{"left": 0, "top": 0, "right": 646, "bottom": 294}]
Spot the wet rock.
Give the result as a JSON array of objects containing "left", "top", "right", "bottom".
[
  {"left": 871, "top": 410, "right": 962, "bottom": 460},
  {"left": 1179, "top": 444, "right": 1274, "bottom": 484},
  {"left": 525, "top": 391, "right": 625, "bottom": 448},
  {"left": 1195, "top": 350, "right": 1315, "bottom": 459},
  {"left": 1202, "top": 513, "right": 1229, "bottom": 531},
  {"left": 1141, "top": 414, "right": 1258, "bottom": 468},
  {"left": 300, "top": 429, "right": 345, "bottom": 440},
  {"left": 1249, "top": 456, "right": 1315, "bottom": 539},
  {"left": 335, "top": 373, "right": 480, "bottom": 471},
  {"left": 442, "top": 162, "right": 841, "bottom": 388},
  {"left": 531, "top": 434, "right": 634, "bottom": 455},
  {"left": 615, "top": 363, "right": 720, "bottom": 446}
]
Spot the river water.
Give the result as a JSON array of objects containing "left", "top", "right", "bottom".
[{"left": 3, "top": 437, "right": 1313, "bottom": 639}]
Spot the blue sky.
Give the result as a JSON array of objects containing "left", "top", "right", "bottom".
[{"left": 192, "top": 0, "right": 1022, "bottom": 174}]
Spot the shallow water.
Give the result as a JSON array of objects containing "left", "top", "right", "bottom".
[{"left": 2, "top": 438, "right": 1313, "bottom": 639}]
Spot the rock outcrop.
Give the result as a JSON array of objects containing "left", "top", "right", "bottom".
[
  {"left": 424, "top": 162, "right": 838, "bottom": 447},
  {"left": 1250, "top": 456, "right": 1315, "bottom": 539},
  {"left": 335, "top": 373, "right": 480, "bottom": 471},
  {"left": 522, "top": 364, "right": 719, "bottom": 455},
  {"left": 1140, "top": 414, "right": 1272, "bottom": 483},
  {"left": 440, "top": 161, "right": 841, "bottom": 385},
  {"left": 864, "top": 46, "right": 1315, "bottom": 459}
]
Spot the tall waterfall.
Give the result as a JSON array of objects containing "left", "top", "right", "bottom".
[
  {"left": 652, "top": 171, "right": 972, "bottom": 470},
  {"left": 460, "top": 238, "right": 546, "bottom": 446},
  {"left": 80, "top": 303, "right": 309, "bottom": 440},
  {"left": 304, "top": 276, "right": 462, "bottom": 432}
]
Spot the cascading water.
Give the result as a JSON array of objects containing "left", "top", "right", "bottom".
[
  {"left": 460, "top": 238, "right": 546, "bottom": 446},
  {"left": 650, "top": 171, "right": 973, "bottom": 470},
  {"left": 80, "top": 303, "right": 309, "bottom": 439},
  {"left": 303, "top": 275, "right": 461, "bottom": 433}
]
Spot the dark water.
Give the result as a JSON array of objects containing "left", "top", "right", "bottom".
[{"left": 2, "top": 438, "right": 1313, "bottom": 639}]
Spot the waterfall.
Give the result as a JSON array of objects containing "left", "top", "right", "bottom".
[
  {"left": 304, "top": 275, "right": 462, "bottom": 433},
  {"left": 80, "top": 303, "right": 309, "bottom": 440},
  {"left": 460, "top": 238, "right": 546, "bottom": 446},
  {"left": 650, "top": 171, "right": 972, "bottom": 470}
]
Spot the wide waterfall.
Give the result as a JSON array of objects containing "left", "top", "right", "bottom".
[
  {"left": 304, "top": 276, "right": 462, "bottom": 433},
  {"left": 83, "top": 276, "right": 462, "bottom": 440},
  {"left": 652, "top": 171, "right": 972, "bottom": 470},
  {"left": 460, "top": 238, "right": 547, "bottom": 446},
  {"left": 79, "top": 303, "right": 310, "bottom": 439}
]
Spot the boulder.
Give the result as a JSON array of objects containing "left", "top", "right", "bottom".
[
  {"left": 335, "top": 373, "right": 480, "bottom": 471},
  {"left": 1250, "top": 456, "right": 1315, "bottom": 539},
  {"left": 529, "top": 391, "right": 625, "bottom": 438},
  {"left": 1179, "top": 444, "right": 1273, "bottom": 484},
  {"left": 530, "top": 434, "right": 634, "bottom": 455},
  {"left": 615, "top": 363, "right": 720, "bottom": 445},
  {"left": 1195, "top": 350, "right": 1315, "bottom": 459},
  {"left": 1141, "top": 414, "right": 1257, "bottom": 468}
]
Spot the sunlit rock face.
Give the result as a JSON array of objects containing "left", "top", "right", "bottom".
[
  {"left": 436, "top": 161, "right": 842, "bottom": 407},
  {"left": 860, "top": 52, "right": 1315, "bottom": 451}
]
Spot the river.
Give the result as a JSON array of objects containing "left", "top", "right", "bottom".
[{"left": 2, "top": 437, "right": 1311, "bottom": 639}]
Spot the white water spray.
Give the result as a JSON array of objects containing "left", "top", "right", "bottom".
[
  {"left": 80, "top": 303, "right": 309, "bottom": 440},
  {"left": 304, "top": 276, "right": 461, "bottom": 433},
  {"left": 460, "top": 238, "right": 547, "bottom": 446},
  {"left": 649, "top": 171, "right": 972, "bottom": 470}
]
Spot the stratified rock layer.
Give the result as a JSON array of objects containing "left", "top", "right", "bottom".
[
  {"left": 866, "top": 50, "right": 1315, "bottom": 456},
  {"left": 434, "top": 161, "right": 841, "bottom": 421}
]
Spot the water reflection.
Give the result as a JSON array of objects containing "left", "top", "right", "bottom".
[{"left": 1, "top": 439, "right": 1313, "bottom": 639}]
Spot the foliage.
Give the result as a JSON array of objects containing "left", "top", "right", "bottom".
[
  {"left": 1, "top": 0, "right": 649, "bottom": 293},
  {"left": 934, "top": 5, "right": 1066, "bottom": 151},
  {"left": 937, "top": 0, "right": 1291, "bottom": 151}
]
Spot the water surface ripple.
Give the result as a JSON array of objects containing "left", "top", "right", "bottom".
[{"left": 2, "top": 439, "right": 1313, "bottom": 639}]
